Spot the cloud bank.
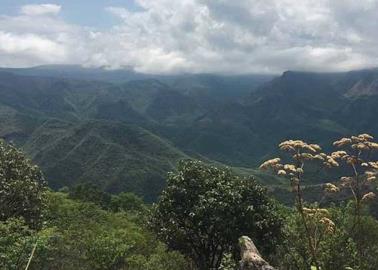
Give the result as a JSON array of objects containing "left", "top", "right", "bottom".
[{"left": 0, "top": 1, "right": 377, "bottom": 74}]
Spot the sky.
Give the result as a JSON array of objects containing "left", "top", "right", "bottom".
[{"left": 0, "top": 0, "right": 377, "bottom": 74}]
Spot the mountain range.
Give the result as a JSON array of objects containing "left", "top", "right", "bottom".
[{"left": 0, "top": 65, "right": 377, "bottom": 201}]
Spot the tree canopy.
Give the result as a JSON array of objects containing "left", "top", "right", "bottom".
[
  {"left": 150, "top": 160, "right": 283, "bottom": 270},
  {"left": 0, "top": 139, "right": 46, "bottom": 228}
]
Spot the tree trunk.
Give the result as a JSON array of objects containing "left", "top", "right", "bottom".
[{"left": 239, "top": 236, "right": 277, "bottom": 270}]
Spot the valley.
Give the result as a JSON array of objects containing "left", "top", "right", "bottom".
[{"left": 1, "top": 66, "right": 377, "bottom": 201}]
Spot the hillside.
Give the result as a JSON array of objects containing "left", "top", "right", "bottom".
[
  {"left": 1, "top": 67, "right": 378, "bottom": 200},
  {"left": 22, "top": 119, "right": 187, "bottom": 201},
  {"left": 167, "top": 69, "right": 378, "bottom": 168},
  {"left": 0, "top": 69, "right": 271, "bottom": 199},
  {"left": 0, "top": 72, "right": 190, "bottom": 200}
]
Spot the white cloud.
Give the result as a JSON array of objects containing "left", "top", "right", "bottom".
[
  {"left": 99, "top": 0, "right": 378, "bottom": 73},
  {"left": 0, "top": 1, "right": 378, "bottom": 74},
  {"left": 0, "top": 4, "right": 87, "bottom": 67},
  {"left": 0, "top": 31, "right": 65, "bottom": 58},
  {"left": 20, "top": 4, "right": 61, "bottom": 16}
]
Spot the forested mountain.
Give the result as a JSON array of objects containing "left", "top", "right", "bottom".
[
  {"left": 0, "top": 66, "right": 377, "bottom": 200},
  {"left": 149, "top": 68, "right": 378, "bottom": 169}
]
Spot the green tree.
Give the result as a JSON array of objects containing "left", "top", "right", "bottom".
[
  {"left": 0, "top": 218, "right": 35, "bottom": 270},
  {"left": 150, "top": 160, "right": 283, "bottom": 270},
  {"left": 29, "top": 191, "right": 190, "bottom": 270},
  {"left": 69, "top": 182, "right": 111, "bottom": 209},
  {"left": 110, "top": 192, "right": 147, "bottom": 213},
  {"left": 0, "top": 139, "right": 46, "bottom": 228}
]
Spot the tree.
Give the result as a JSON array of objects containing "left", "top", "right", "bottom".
[
  {"left": 109, "top": 192, "right": 147, "bottom": 213},
  {"left": 150, "top": 160, "right": 283, "bottom": 270},
  {"left": 69, "top": 182, "right": 111, "bottom": 209},
  {"left": 36, "top": 191, "right": 190, "bottom": 270},
  {"left": 0, "top": 218, "right": 35, "bottom": 270},
  {"left": 0, "top": 139, "right": 46, "bottom": 228}
]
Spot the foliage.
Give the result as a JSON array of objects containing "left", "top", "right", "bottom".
[
  {"left": 0, "top": 218, "right": 58, "bottom": 269},
  {"left": 126, "top": 243, "right": 192, "bottom": 270},
  {"left": 69, "top": 184, "right": 147, "bottom": 215},
  {"left": 1, "top": 191, "right": 189, "bottom": 270},
  {"left": 276, "top": 204, "right": 378, "bottom": 270},
  {"left": 260, "top": 140, "right": 334, "bottom": 270},
  {"left": 40, "top": 191, "right": 187, "bottom": 269},
  {"left": 0, "top": 218, "right": 35, "bottom": 270},
  {"left": 262, "top": 135, "right": 378, "bottom": 270},
  {"left": 325, "top": 134, "right": 378, "bottom": 231},
  {"left": 109, "top": 192, "right": 147, "bottom": 213},
  {"left": 150, "top": 160, "right": 283, "bottom": 270},
  {"left": 0, "top": 139, "right": 46, "bottom": 228},
  {"left": 321, "top": 134, "right": 378, "bottom": 268},
  {"left": 69, "top": 182, "right": 111, "bottom": 209},
  {"left": 219, "top": 253, "right": 237, "bottom": 270},
  {"left": 0, "top": 142, "right": 188, "bottom": 269}
]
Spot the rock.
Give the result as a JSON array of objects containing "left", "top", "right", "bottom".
[{"left": 238, "top": 236, "right": 277, "bottom": 270}]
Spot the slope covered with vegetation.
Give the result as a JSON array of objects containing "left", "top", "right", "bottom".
[
  {"left": 1, "top": 138, "right": 378, "bottom": 270},
  {"left": 1, "top": 66, "right": 378, "bottom": 199}
]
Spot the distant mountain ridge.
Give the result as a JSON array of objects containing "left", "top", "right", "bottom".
[
  {"left": 0, "top": 65, "right": 377, "bottom": 200},
  {"left": 0, "top": 65, "right": 274, "bottom": 92}
]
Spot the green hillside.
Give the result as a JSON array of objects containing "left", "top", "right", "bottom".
[
  {"left": 22, "top": 119, "right": 188, "bottom": 201},
  {"left": 1, "top": 67, "right": 378, "bottom": 200},
  {"left": 165, "top": 69, "right": 378, "bottom": 167}
]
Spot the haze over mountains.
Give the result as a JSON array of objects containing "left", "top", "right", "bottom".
[{"left": 0, "top": 65, "right": 377, "bottom": 200}]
